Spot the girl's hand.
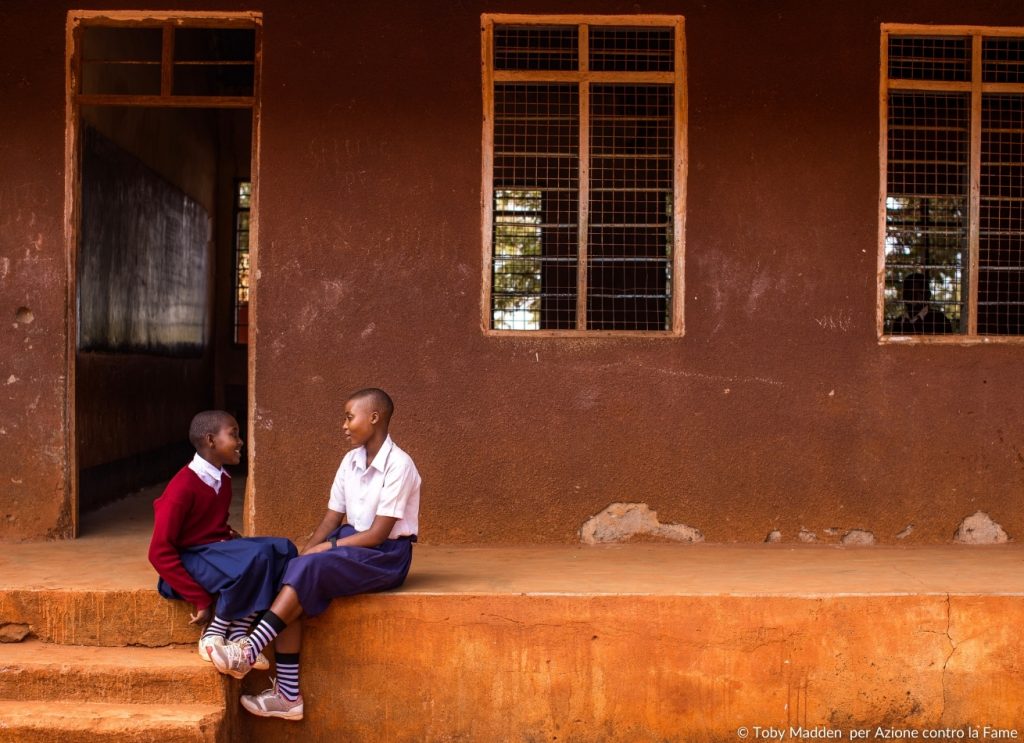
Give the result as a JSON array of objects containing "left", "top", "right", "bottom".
[
  {"left": 189, "top": 606, "right": 212, "bottom": 625},
  {"left": 301, "top": 541, "right": 332, "bottom": 556}
]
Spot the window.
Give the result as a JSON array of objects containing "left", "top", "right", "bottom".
[
  {"left": 881, "top": 26, "right": 1024, "bottom": 340},
  {"left": 482, "top": 15, "right": 686, "bottom": 334},
  {"left": 74, "top": 20, "right": 257, "bottom": 105},
  {"left": 234, "top": 181, "right": 252, "bottom": 344}
]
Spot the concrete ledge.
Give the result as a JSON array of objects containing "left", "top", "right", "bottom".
[
  {"left": 235, "top": 592, "right": 1024, "bottom": 742},
  {"left": 0, "top": 588, "right": 199, "bottom": 647},
  {"left": 5, "top": 510, "right": 1024, "bottom": 740}
]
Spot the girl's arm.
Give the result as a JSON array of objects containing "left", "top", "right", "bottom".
[
  {"left": 305, "top": 515, "right": 399, "bottom": 553},
  {"left": 300, "top": 509, "right": 345, "bottom": 554}
]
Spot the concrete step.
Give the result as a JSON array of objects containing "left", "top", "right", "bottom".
[
  {"left": 0, "top": 640, "right": 228, "bottom": 705},
  {"left": 0, "top": 588, "right": 197, "bottom": 647},
  {"left": 0, "top": 700, "right": 225, "bottom": 743}
]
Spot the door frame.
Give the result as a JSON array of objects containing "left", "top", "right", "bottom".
[{"left": 64, "top": 10, "right": 264, "bottom": 535}]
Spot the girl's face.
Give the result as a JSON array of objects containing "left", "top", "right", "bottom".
[
  {"left": 343, "top": 397, "right": 377, "bottom": 448},
  {"left": 208, "top": 419, "right": 243, "bottom": 467}
]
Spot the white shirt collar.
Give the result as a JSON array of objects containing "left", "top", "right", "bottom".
[
  {"left": 351, "top": 435, "right": 394, "bottom": 474},
  {"left": 188, "top": 453, "right": 229, "bottom": 492}
]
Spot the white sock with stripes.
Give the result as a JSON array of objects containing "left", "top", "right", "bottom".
[{"left": 202, "top": 615, "right": 230, "bottom": 640}]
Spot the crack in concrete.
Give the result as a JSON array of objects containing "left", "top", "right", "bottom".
[
  {"left": 890, "top": 564, "right": 929, "bottom": 590},
  {"left": 938, "top": 593, "right": 956, "bottom": 723}
]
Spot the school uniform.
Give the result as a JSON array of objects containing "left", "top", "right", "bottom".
[
  {"left": 282, "top": 435, "right": 420, "bottom": 617},
  {"left": 149, "top": 453, "right": 298, "bottom": 620}
]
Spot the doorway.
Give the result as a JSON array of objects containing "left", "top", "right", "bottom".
[{"left": 67, "top": 13, "right": 261, "bottom": 532}]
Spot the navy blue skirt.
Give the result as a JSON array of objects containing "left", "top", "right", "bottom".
[
  {"left": 282, "top": 524, "right": 415, "bottom": 617},
  {"left": 158, "top": 536, "right": 298, "bottom": 620}
]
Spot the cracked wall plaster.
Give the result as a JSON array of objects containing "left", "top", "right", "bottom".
[
  {"left": 954, "top": 511, "right": 1008, "bottom": 544},
  {"left": 579, "top": 503, "right": 704, "bottom": 545}
]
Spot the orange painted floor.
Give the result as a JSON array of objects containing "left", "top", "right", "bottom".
[{"left": 6, "top": 482, "right": 1024, "bottom": 598}]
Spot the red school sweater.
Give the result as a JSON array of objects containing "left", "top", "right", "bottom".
[{"left": 148, "top": 466, "right": 234, "bottom": 610}]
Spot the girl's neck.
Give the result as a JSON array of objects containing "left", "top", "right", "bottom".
[{"left": 364, "top": 432, "right": 388, "bottom": 464}]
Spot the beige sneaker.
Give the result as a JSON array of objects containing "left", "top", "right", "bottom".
[
  {"left": 209, "top": 637, "right": 255, "bottom": 679},
  {"left": 207, "top": 634, "right": 271, "bottom": 670},
  {"left": 241, "top": 681, "right": 304, "bottom": 721},
  {"left": 198, "top": 634, "right": 224, "bottom": 662}
]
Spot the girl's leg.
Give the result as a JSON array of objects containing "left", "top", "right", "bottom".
[
  {"left": 269, "top": 585, "right": 304, "bottom": 624},
  {"left": 239, "top": 614, "right": 304, "bottom": 719},
  {"left": 227, "top": 612, "right": 258, "bottom": 641},
  {"left": 201, "top": 614, "right": 230, "bottom": 641},
  {"left": 243, "top": 586, "right": 303, "bottom": 662},
  {"left": 198, "top": 614, "right": 230, "bottom": 661},
  {"left": 272, "top": 620, "right": 303, "bottom": 701},
  {"left": 210, "top": 585, "right": 306, "bottom": 677}
]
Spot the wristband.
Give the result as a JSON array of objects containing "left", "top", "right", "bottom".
[{"left": 329, "top": 536, "right": 338, "bottom": 549}]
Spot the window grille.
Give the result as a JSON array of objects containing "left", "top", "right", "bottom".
[
  {"left": 881, "top": 27, "right": 1024, "bottom": 339},
  {"left": 234, "top": 181, "right": 251, "bottom": 344},
  {"left": 483, "top": 15, "right": 685, "bottom": 334}
]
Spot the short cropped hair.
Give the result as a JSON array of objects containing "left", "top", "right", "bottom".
[
  {"left": 189, "top": 410, "right": 235, "bottom": 450},
  {"left": 348, "top": 388, "right": 394, "bottom": 422}
]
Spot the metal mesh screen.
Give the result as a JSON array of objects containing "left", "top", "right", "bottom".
[
  {"left": 492, "top": 83, "right": 579, "bottom": 330},
  {"left": 494, "top": 26, "right": 578, "bottom": 71},
  {"left": 983, "top": 37, "right": 1024, "bottom": 84},
  {"left": 888, "top": 36, "right": 971, "bottom": 82},
  {"left": 884, "top": 91, "right": 969, "bottom": 334},
  {"left": 589, "top": 27, "right": 674, "bottom": 72},
  {"left": 489, "top": 21, "right": 678, "bottom": 331},
  {"left": 588, "top": 84, "right": 674, "bottom": 330},
  {"left": 979, "top": 94, "right": 1024, "bottom": 334}
]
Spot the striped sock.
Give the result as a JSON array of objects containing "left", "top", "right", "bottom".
[
  {"left": 275, "top": 652, "right": 301, "bottom": 701},
  {"left": 227, "top": 612, "right": 258, "bottom": 642},
  {"left": 202, "top": 615, "right": 230, "bottom": 640},
  {"left": 245, "top": 610, "right": 286, "bottom": 664}
]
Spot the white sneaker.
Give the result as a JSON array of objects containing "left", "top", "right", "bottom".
[
  {"left": 198, "top": 634, "right": 224, "bottom": 662},
  {"left": 228, "top": 638, "right": 268, "bottom": 671},
  {"left": 209, "top": 637, "right": 255, "bottom": 679},
  {"left": 241, "top": 680, "right": 304, "bottom": 721},
  {"left": 204, "top": 634, "right": 270, "bottom": 670}
]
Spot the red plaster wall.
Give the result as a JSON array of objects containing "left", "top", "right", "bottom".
[
  {"left": 0, "top": 4, "right": 74, "bottom": 539},
  {"left": 2, "top": 1, "right": 1024, "bottom": 543}
]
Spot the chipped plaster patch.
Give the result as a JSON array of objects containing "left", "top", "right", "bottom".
[
  {"left": 765, "top": 530, "right": 782, "bottom": 543},
  {"left": 954, "top": 511, "right": 1008, "bottom": 544},
  {"left": 580, "top": 503, "right": 703, "bottom": 545},
  {"left": 896, "top": 524, "right": 914, "bottom": 540},
  {"left": 797, "top": 528, "right": 817, "bottom": 543},
  {"left": 841, "top": 529, "right": 876, "bottom": 546},
  {"left": 0, "top": 623, "right": 30, "bottom": 643}
]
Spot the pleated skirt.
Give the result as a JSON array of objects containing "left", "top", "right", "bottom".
[
  {"left": 158, "top": 536, "right": 298, "bottom": 619},
  {"left": 282, "top": 524, "right": 415, "bottom": 617}
]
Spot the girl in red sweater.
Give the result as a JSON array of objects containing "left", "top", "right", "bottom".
[{"left": 148, "top": 410, "right": 297, "bottom": 666}]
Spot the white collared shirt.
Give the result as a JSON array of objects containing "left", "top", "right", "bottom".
[
  {"left": 188, "top": 453, "right": 229, "bottom": 494},
  {"left": 327, "top": 436, "right": 420, "bottom": 538}
]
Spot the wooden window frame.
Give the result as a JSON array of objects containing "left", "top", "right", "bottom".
[
  {"left": 481, "top": 13, "right": 687, "bottom": 337},
  {"left": 69, "top": 11, "right": 260, "bottom": 109},
  {"left": 879, "top": 23, "right": 1024, "bottom": 345}
]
